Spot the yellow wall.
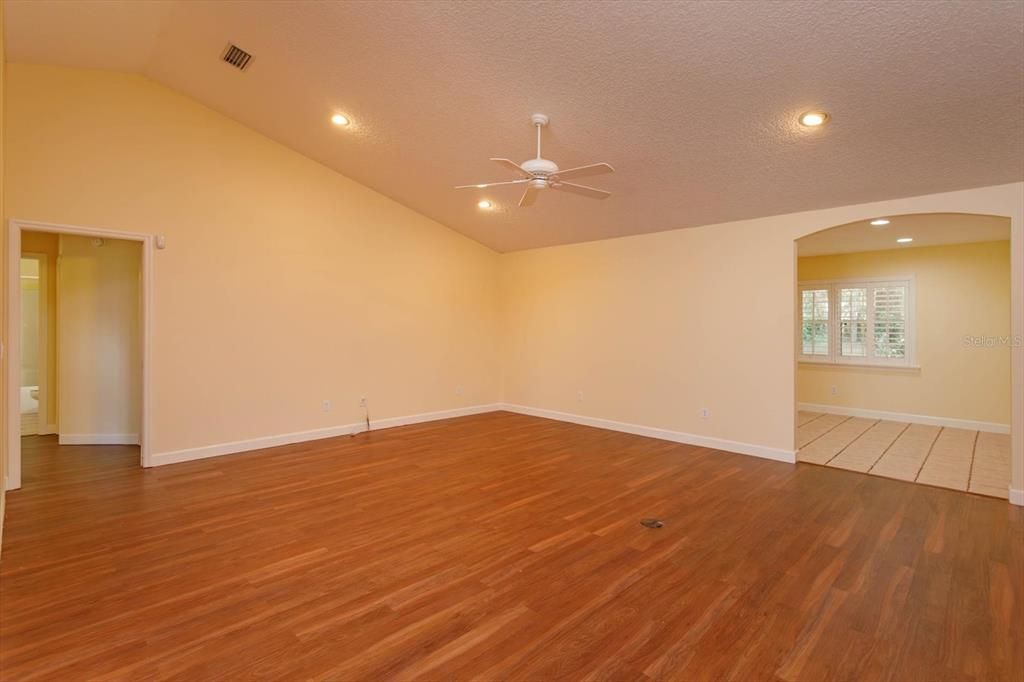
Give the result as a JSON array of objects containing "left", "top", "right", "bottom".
[
  {"left": 21, "top": 231, "right": 58, "bottom": 429},
  {"left": 5, "top": 64, "right": 501, "bottom": 457},
  {"left": 797, "top": 241, "right": 1011, "bottom": 425}
]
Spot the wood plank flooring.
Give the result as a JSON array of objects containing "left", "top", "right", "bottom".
[
  {"left": 797, "top": 411, "right": 1011, "bottom": 498},
  {"left": 2, "top": 412, "right": 1022, "bottom": 681}
]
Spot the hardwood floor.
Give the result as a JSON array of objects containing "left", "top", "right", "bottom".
[{"left": 2, "top": 412, "right": 1021, "bottom": 681}]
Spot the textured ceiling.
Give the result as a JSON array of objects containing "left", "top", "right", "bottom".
[
  {"left": 6, "top": 0, "right": 1024, "bottom": 252},
  {"left": 798, "top": 213, "right": 1010, "bottom": 256}
]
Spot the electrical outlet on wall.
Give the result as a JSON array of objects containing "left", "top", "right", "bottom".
[
  {"left": 700, "top": 408, "right": 710, "bottom": 419},
  {"left": 456, "top": 386, "right": 464, "bottom": 396},
  {"left": 831, "top": 385, "right": 839, "bottom": 395},
  {"left": 322, "top": 400, "right": 332, "bottom": 412},
  {"left": 359, "top": 396, "right": 367, "bottom": 407},
  {"left": 577, "top": 390, "right": 584, "bottom": 402}
]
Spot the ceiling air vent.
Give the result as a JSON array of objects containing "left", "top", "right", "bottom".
[{"left": 221, "top": 43, "right": 253, "bottom": 72}]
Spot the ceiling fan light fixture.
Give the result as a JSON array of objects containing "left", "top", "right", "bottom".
[
  {"left": 330, "top": 113, "right": 350, "bottom": 126},
  {"left": 454, "top": 114, "right": 614, "bottom": 207}
]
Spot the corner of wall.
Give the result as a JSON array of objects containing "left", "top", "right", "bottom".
[{"left": 1, "top": 0, "right": 9, "bottom": 551}]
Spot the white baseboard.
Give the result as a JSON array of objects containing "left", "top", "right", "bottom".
[
  {"left": 498, "top": 403, "right": 796, "bottom": 464},
  {"left": 797, "top": 403, "right": 1009, "bottom": 434},
  {"left": 59, "top": 433, "right": 140, "bottom": 445},
  {"left": 367, "top": 404, "right": 500, "bottom": 431},
  {"left": 39, "top": 424, "right": 57, "bottom": 436},
  {"left": 1010, "top": 488, "right": 1024, "bottom": 506},
  {"left": 151, "top": 404, "right": 502, "bottom": 467}
]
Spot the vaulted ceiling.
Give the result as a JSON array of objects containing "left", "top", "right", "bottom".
[{"left": 6, "top": 1, "right": 1023, "bottom": 252}]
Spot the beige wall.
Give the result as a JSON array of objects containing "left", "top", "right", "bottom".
[
  {"left": 5, "top": 64, "right": 501, "bottom": 457},
  {"left": 500, "top": 185, "right": 1023, "bottom": 491},
  {"left": 797, "top": 241, "right": 1011, "bottom": 425},
  {"left": 1, "top": 0, "right": 7, "bottom": 541},
  {"left": 21, "top": 231, "right": 58, "bottom": 429},
  {"left": 57, "top": 235, "right": 142, "bottom": 441},
  {"left": 500, "top": 218, "right": 804, "bottom": 457}
]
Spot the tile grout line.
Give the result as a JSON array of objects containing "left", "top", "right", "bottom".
[
  {"left": 965, "top": 429, "right": 981, "bottom": 492},
  {"left": 797, "top": 416, "right": 853, "bottom": 454},
  {"left": 823, "top": 419, "right": 880, "bottom": 466},
  {"left": 912, "top": 426, "right": 945, "bottom": 483},
  {"left": 799, "top": 412, "right": 829, "bottom": 428},
  {"left": 866, "top": 421, "right": 913, "bottom": 474},
  {"left": 805, "top": 423, "right": 1004, "bottom": 500}
]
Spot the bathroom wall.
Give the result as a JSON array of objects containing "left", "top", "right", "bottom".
[
  {"left": 21, "top": 231, "right": 58, "bottom": 430},
  {"left": 19, "top": 258, "right": 39, "bottom": 388}
]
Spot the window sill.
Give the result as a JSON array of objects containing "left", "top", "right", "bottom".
[{"left": 798, "top": 360, "right": 921, "bottom": 372}]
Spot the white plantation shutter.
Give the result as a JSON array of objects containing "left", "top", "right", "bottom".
[
  {"left": 800, "top": 288, "right": 830, "bottom": 358},
  {"left": 839, "top": 287, "right": 868, "bottom": 358},
  {"left": 797, "top": 277, "right": 914, "bottom": 366},
  {"left": 872, "top": 285, "right": 907, "bottom": 359}
]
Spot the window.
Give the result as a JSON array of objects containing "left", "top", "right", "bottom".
[
  {"left": 800, "top": 289, "right": 829, "bottom": 357},
  {"left": 838, "top": 286, "right": 868, "bottom": 358},
  {"left": 798, "top": 277, "right": 914, "bottom": 366}
]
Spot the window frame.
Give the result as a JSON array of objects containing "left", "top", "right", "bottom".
[
  {"left": 798, "top": 285, "right": 832, "bottom": 360},
  {"left": 797, "top": 275, "right": 917, "bottom": 368}
]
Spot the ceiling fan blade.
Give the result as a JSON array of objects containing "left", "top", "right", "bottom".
[
  {"left": 553, "top": 162, "right": 615, "bottom": 180},
  {"left": 454, "top": 179, "right": 529, "bottom": 189},
  {"left": 519, "top": 185, "right": 539, "bottom": 207},
  {"left": 491, "top": 158, "right": 532, "bottom": 178},
  {"left": 552, "top": 182, "right": 611, "bottom": 200}
]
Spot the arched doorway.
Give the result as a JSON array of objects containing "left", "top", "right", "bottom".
[{"left": 793, "top": 213, "right": 1013, "bottom": 498}]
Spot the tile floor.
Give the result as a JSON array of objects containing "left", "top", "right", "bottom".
[{"left": 797, "top": 411, "right": 1010, "bottom": 499}]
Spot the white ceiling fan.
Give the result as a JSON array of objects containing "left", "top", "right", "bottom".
[{"left": 456, "top": 114, "right": 614, "bottom": 207}]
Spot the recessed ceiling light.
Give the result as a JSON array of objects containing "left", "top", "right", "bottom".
[
  {"left": 897, "top": 237, "right": 913, "bottom": 243},
  {"left": 870, "top": 219, "right": 890, "bottom": 226},
  {"left": 476, "top": 184, "right": 487, "bottom": 188},
  {"left": 477, "top": 200, "right": 493, "bottom": 210},
  {"left": 799, "top": 111, "right": 829, "bottom": 127},
  {"left": 330, "top": 113, "right": 350, "bottom": 126}
]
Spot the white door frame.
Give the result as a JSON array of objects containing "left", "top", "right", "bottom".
[
  {"left": 6, "top": 219, "right": 154, "bottom": 490},
  {"left": 18, "top": 252, "right": 49, "bottom": 436}
]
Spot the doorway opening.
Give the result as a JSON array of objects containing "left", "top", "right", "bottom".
[
  {"left": 6, "top": 220, "right": 154, "bottom": 491},
  {"left": 19, "top": 254, "right": 48, "bottom": 437},
  {"left": 794, "top": 213, "right": 1013, "bottom": 499}
]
